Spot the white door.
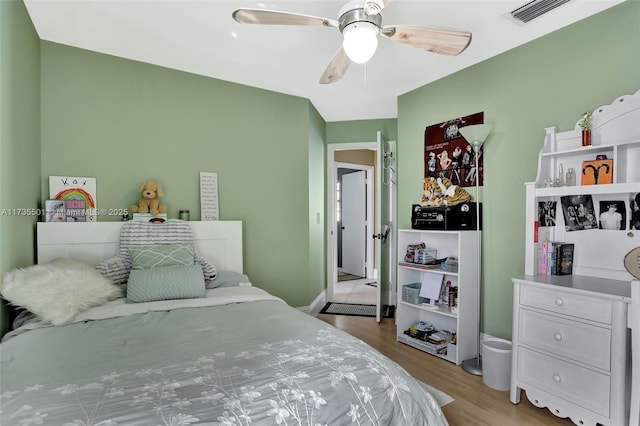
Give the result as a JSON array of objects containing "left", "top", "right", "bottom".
[
  {"left": 374, "top": 131, "right": 384, "bottom": 322},
  {"left": 341, "top": 170, "right": 366, "bottom": 277}
]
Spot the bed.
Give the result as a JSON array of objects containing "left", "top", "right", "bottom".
[{"left": 0, "top": 220, "right": 448, "bottom": 425}]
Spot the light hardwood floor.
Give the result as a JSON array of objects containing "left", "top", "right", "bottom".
[{"left": 316, "top": 313, "right": 575, "bottom": 426}]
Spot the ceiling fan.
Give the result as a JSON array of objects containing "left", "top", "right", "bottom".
[{"left": 232, "top": 0, "right": 472, "bottom": 84}]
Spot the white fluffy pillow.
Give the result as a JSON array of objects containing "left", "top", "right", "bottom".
[{"left": 1, "top": 258, "right": 122, "bottom": 326}]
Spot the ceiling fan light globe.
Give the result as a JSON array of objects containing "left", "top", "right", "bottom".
[{"left": 342, "top": 22, "right": 379, "bottom": 64}]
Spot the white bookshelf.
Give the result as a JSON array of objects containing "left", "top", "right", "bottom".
[{"left": 396, "top": 229, "right": 479, "bottom": 365}]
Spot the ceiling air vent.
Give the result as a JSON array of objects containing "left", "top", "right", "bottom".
[{"left": 510, "top": 0, "right": 571, "bottom": 24}]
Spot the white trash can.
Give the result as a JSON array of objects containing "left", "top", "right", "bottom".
[{"left": 481, "top": 338, "right": 512, "bottom": 391}]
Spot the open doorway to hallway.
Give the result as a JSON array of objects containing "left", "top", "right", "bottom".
[
  {"left": 329, "top": 148, "right": 379, "bottom": 307},
  {"left": 335, "top": 163, "right": 377, "bottom": 305},
  {"left": 327, "top": 133, "right": 395, "bottom": 322}
]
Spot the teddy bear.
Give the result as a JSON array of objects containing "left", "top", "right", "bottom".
[{"left": 129, "top": 180, "right": 167, "bottom": 215}]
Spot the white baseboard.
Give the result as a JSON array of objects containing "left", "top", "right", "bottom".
[
  {"left": 295, "top": 290, "right": 327, "bottom": 316},
  {"left": 310, "top": 290, "right": 327, "bottom": 315}
]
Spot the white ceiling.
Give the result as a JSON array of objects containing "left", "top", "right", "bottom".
[{"left": 23, "top": 0, "right": 624, "bottom": 122}]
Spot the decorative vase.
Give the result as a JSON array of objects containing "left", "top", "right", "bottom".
[{"left": 582, "top": 129, "right": 591, "bottom": 147}]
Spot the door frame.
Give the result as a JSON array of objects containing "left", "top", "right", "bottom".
[
  {"left": 326, "top": 142, "right": 378, "bottom": 303},
  {"left": 336, "top": 163, "right": 374, "bottom": 279}
]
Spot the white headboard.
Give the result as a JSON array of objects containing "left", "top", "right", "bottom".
[{"left": 36, "top": 221, "right": 243, "bottom": 273}]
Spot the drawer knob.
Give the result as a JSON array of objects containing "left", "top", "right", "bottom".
[
  {"left": 554, "top": 332, "right": 563, "bottom": 341},
  {"left": 555, "top": 298, "right": 564, "bottom": 306},
  {"left": 553, "top": 374, "right": 562, "bottom": 383}
]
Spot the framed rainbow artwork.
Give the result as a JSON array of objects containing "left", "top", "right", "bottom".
[{"left": 49, "top": 176, "right": 97, "bottom": 222}]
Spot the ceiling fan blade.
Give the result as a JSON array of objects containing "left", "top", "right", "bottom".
[
  {"left": 364, "top": 0, "right": 393, "bottom": 16},
  {"left": 382, "top": 25, "right": 472, "bottom": 56},
  {"left": 319, "top": 47, "right": 351, "bottom": 84},
  {"left": 233, "top": 9, "right": 338, "bottom": 28}
]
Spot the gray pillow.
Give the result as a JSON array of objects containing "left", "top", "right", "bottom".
[
  {"left": 129, "top": 244, "right": 195, "bottom": 270},
  {"left": 126, "top": 264, "right": 205, "bottom": 303},
  {"left": 206, "top": 270, "right": 250, "bottom": 289}
]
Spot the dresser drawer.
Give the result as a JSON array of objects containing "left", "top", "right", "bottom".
[
  {"left": 519, "top": 285, "right": 612, "bottom": 324},
  {"left": 517, "top": 347, "right": 610, "bottom": 417},
  {"left": 518, "top": 309, "right": 611, "bottom": 370}
]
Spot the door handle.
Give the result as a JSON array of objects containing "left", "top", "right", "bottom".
[{"left": 373, "top": 227, "right": 390, "bottom": 240}]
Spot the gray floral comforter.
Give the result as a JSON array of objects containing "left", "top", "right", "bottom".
[{"left": 0, "top": 287, "right": 448, "bottom": 425}]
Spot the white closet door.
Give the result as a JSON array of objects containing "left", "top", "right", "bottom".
[{"left": 342, "top": 170, "right": 366, "bottom": 277}]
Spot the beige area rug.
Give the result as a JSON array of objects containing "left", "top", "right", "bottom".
[{"left": 419, "top": 380, "right": 454, "bottom": 407}]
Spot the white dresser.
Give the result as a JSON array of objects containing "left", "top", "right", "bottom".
[
  {"left": 511, "top": 276, "right": 630, "bottom": 426},
  {"left": 511, "top": 89, "right": 640, "bottom": 425}
]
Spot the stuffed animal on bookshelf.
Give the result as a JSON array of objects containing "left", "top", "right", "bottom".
[
  {"left": 418, "top": 177, "right": 474, "bottom": 206},
  {"left": 419, "top": 177, "right": 441, "bottom": 206},
  {"left": 129, "top": 180, "right": 167, "bottom": 215}
]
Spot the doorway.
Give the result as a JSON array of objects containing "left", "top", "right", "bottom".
[
  {"left": 337, "top": 165, "right": 373, "bottom": 279},
  {"left": 334, "top": 164, "right": 376, "bottom": 305},
  {"left": 327, "top": 136, "right": 388, "bottom": 320}
]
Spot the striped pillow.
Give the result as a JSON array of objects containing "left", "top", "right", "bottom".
[
  {"left": 95, "top": 256, "right": 130, "bottom": 285},
  {"left": 96, "top": 220, "right": 217, "bottom": 285}
]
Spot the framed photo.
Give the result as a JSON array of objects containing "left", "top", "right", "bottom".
[
  {"left": 538, "top": 201, "right": 557, "bottom": 226},
  {"left": 598, "top": 200, "right": 626, "bottom": 230},
  {"left": 49, "top": 176, "right": 97, "bottom": 222},
  {"left": 44, "top": 199, "right": 66, "bottom": 222},
  {"left": 631, "top": 192, "right": 640, "bottom": 230},
  {"left": 560, "top": 195, "right": 597, "bottom": 231}
]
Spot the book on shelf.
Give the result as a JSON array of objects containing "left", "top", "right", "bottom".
[
  {"left": 132, "top": 213, "right": 167, "bottom": 222},
  {"left": 401, "top": 332, "right": 447, "bottom": 354},
  {"left": 557, "top": 243, "right": 575, "bottom": 275},
  {"left": 426, "top": 331, "right": 448, "bottom": 345},
  {"left": 398, "top": 262, "right": 441, "bottom": 270},
  {"left": 538, "top": 241, "right": 574, "bottom": 276}
]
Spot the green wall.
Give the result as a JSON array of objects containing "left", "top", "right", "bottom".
[
  {"left": 40, "top": 42, "right": 321, "bottom": 307},
  {"left": 0, "top": 0, "right": 41, "bottom": 335},
  {"left": 327, "top": 119, "right": 397, "bottom": 144},
  {"left": 398, "top": 1, "right": 640, "bottom": 339}
]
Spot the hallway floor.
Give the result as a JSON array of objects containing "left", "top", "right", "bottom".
[{"left": 332, "top": 278, "right": 377, "bottom": 305}]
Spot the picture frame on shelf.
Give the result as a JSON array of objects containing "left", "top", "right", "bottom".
[
  {"left": 581, "top": 159, "right": 613, "bottom": 185},
  {"left": 49, "top": 176, "right": 97, "bottom": 222},
  {"left": 44, "top": 199, "right": 66, "bottom": 222},
  {"left": 537, "top": 201, "right": 557, "bottom": 226},
  {"left": 630, "top": 192, "right": 640, "bottom": 230},
  {"left": 598, "top": 200, "right": 626, "bottom": 230},
  {"left": 560, "top": 194, "right": 597, "bottom": 231}
]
